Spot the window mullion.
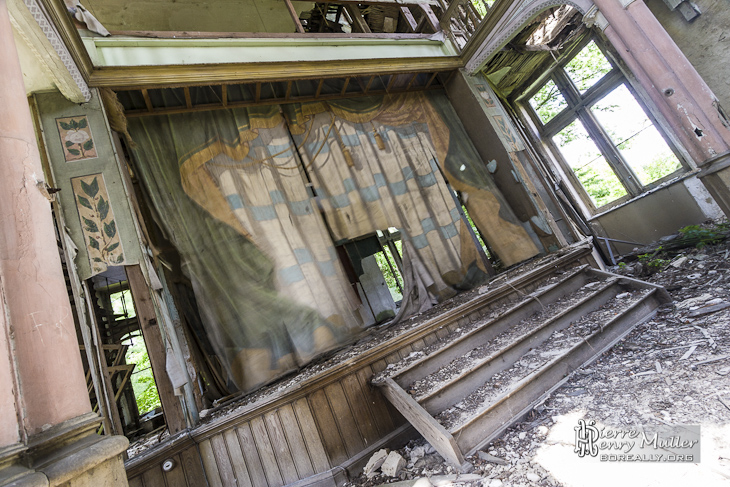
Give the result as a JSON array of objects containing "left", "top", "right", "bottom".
[{"left": 576, "top": 108, "right": 644, "bottom": 196}]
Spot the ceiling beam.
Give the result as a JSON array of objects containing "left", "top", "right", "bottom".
[{"left": 88, "top": 57, "right": 462, "bottom": 90}]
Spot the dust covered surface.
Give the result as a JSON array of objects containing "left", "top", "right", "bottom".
[{"left": 345, "top": 237, "right": 730, "bottom": 487}]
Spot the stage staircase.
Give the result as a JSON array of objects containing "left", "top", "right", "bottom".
[{"left": 372, "top": 260, "right": 671, "bottom": 467}]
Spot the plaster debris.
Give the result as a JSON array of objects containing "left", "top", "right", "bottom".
[
  {"left": 365, "top": 449, "right": 389, "bottom": 478},
  {"left": 381, "top": 452, "right": 406, "bottom": 477}
]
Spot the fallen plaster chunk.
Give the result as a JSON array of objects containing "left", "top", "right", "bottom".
[
  {"left": 670, "top": 256, "right": 688, "bottom": 268},
  {"left": 364, "top": 449, "right": 389, "bottom": 478},
  {"left": 381, "top": 451, "right": 406, "bottom": 477}
]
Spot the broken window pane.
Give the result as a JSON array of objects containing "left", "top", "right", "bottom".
[
  {"left": 553, "top": 120, "right": 627, "bottom": 207},
  {"left": 565, "top": 41, "right": 613, "bottom": 93},
  {"left": 591, "top": 84, "right": 682, "bottom": 185},
  {"left": 529, "top": 79, "right": 568, "bottom": 124}
]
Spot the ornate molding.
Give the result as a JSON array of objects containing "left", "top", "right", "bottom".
[
  {"left": 465, "top": 0, "right": 594, "bottom": 74},
  {"left": 8, "top": 0, "right": 90, "bottom": 101}
]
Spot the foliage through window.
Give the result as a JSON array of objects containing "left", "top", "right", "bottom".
[{"left": 524, "top": 38, "right": 684, "bottom": 210}]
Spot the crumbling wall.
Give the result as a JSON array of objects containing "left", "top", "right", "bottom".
[{"left": 647, "top": 0, "right": 730, "bottom": 110}]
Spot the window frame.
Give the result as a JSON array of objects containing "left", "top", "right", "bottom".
[{"left": 516, "top": 36, "right": 689, "bottom": 214}]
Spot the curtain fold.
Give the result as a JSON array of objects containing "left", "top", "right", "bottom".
[{"left": 127, "top": 91, "right": 539, "bottom": 392}]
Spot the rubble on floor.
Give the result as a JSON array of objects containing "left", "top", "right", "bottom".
[{"left": 346, "top": 230, "right": 730, "bottom": 487}]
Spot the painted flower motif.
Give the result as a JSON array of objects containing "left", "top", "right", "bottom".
[{"left": 65, "top": 130, "right": 90, "bottom": 144}]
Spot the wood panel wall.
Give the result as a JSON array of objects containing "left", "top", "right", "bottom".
[{"left": 125, "top": 247, "right": 593, "bottom": 487}]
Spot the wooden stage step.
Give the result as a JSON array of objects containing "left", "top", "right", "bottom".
[{"left": 372, "top": 265, "right": 671, "bottom": 467}]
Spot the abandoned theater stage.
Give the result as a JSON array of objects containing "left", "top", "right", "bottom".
[{"left": 123, "top": 241, "right": 681, "bottom": 486}]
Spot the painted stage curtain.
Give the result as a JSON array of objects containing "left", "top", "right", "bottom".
[{"left": 127, "top": 91, "right": 538, "bottom": 392}]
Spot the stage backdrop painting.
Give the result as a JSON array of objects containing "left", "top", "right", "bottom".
[{"left": 127, "top": 91, "right": 538, "bottom": 392}]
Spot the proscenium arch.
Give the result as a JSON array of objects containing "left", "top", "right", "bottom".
[{"left": 466, "top": 0, "right": 595, "bottom": 74}]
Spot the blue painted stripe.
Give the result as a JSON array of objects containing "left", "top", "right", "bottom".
[
  {"left": 226, "top": 194, "right": 244, "bottom": 210},
  {"left": 450, "top": 207, "right": 461, "bottom": 222},
  {"left": 293, "top": 248, "right": 313, "bottom": 265},
  {"left": 289, "top": 200, "right": 311, "bottom": 216},
  {"left": 279, "top": 265, "right": 305, "bottom": 284},
  {"left": 270, "top": 190, "right": 285, "bottom": 205},
  {"left": 318, "top": 260, "right": 337, "bottom": 277},
  {"left": 331, "top": 193, "right": 351, "bottom": 209},
  {"left": 402, "top": 166, "right": 414, "bottom": 181},
  {"left": 440, "top": 223, "right": 458, "bottom": 239},
  {"left": 412, "top": 234, "right": 429, "bottom": 249},
  {"left": 327, "top": 246, "right": 337, "bottom": 260},
  {"left": 360, "top": 186, "right": 380, "bottom": 202},
  {"left": 389, "top": 181, "right": 407, "bottom": 196},
  {"left": 340, "top": 133, "right": 361, "bottom": 147},
  {"left": 343, "top": 178, "right": 357, "bottom": 193},
  {"left": 373, "top": 173, "right": 387, "bottom": 188},
  {"left": 417, "top": 172, "right": 437, "bottom": 187},
  {"left": 421, "top": 217, "right": 436, "bottom": 234},
  {"left": 250, "top": 205, "right": 277, "bottom": 221},
  {"left": 429, "top": 158, "right": 440, "bottom": 172},
  {"left": 306, "top": 141, "right": 330, "bottom": 154}
]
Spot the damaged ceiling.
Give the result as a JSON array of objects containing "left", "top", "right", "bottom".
[{"left": 482, "top": 6, "right": 586, "bottom": 98}]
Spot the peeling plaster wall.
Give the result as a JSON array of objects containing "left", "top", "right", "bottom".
[
  {"left": 588, "top": 175, "right": 721, "bottom": 255},
  {"left": 647, "top": 0, "right": 730, "bottom": 110}
]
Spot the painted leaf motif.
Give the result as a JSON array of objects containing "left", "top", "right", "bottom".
[
  {"left": 59, "top": 121, "right": 72, "bottom": 130},
  {"left": 67, "top": 148, "right": 81, "bottom": 156},
  {"left": 81, "top": 177, "right": 99, "bottom": 197},
  {"left": 83, "top": 217, "right": 99, "bottom": 233},
  {"left": 115, "top": 254, "right": 125, "bottom": 264},
  {"left": 105, "top": 242, "right": 119, "bottom": 252},
  {"left": 83, "top": 139, "right": 94, "bottom": 151},
  {"left": 78, "top": 118, "right": 88, "bottom": 129},
  {"left": 93, "top": 257, "right": 103, "bottom": 262},
  {"left": 104, "top": 220, "right": 116, "bottom": 239},
  {"left": 71, "top": 119, "right": 79, "bottom": 129},
  {"left": 89, "top": 236, "right": 100, "bottom": 250},
  {"left": 77, "top": 195, "right": 93, "bottom": 209},
  {"left": 98, "top": 196, "right": 109, "bottom": 220},
  {"left": 65, "top": 140, "right": 74, "bottom": 148}
]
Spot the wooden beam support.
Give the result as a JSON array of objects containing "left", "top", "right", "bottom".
[
  {"left": 400, "top": 6, "right": 419, "bottom": 32},
  {"left": 141, "top": 88, "right": 154, "bottom": 112},
  {"left": 406, "top": 72, "right": 419, "bottom": 90},
  {"left": 345, "top": 5, "right": 372, "bottom": 33},
  {"left": 425, "top": 70, "right": 439, "bottom": 88},
  {"left": 315, "top": 78, "right": 325, "bottom": 98},
  {"left": 123, "top": 83, "right": 446, "bottom": 118},
  {"left": 365, "top": 75, "right": 375, "bottom": 93},
  {"left": 89, "top": 57, "right": 463, "bottom": 89},
  {"left": 126, "top": 265, "right": 187, "bottom": 434},
  {"left": 184, "top": 86, "right": 192, "bottom": 109},
  {"left": 255, "top": 82, "right": 261, "bottom": 102},
  {"left": 386, "top": 73, "right": 397, "bottom": 92},
  {"left": 340, "top": 77, "right": 350, "bottom": 95},
  {"left": 284, "top": 0, "right": 306, "bottom": 33},
  {"left": 439, "top": 0, "right": 465, "bottom": 31},
  {"left": 285, "top": 80, "right": 293, "bottom": 100},
  {"left": 221, "top": 84, "right": 228, "bottom": 106},
  {"left": 419, "top": 5, "right": 441, "bottom": 33}
]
